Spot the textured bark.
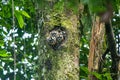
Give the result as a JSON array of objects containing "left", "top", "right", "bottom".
[
  {"left": 118, "top": 61, "right": 120, "bottom": 80},
  {"left": 37, "top": 10, "right": 80, "bottom": 80},
  {"left": 88, "top": 16, "right": 106, "bottom": 80}
]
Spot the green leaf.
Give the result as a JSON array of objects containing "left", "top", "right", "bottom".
[
  {"left": 54, "top": 0, "right": 64, "bottom": 13},
  {"left": 20, "top": 11, "right": 31, "bottom": 18},
  {"left": 0, "top": 50, "right": 11, "bottom": 57},
  {"left": 15, "top": 11, "right": 24, "bottom": 28},
  {"left": 104, "top": 73, "right": 112, "bottom": 80},
  {"left": 0, "top": 40, "right": 4, "bottom": 46},
  {"left": 92, "top": 72, "right": 102, "bottom": 79},
  {"left": 37, "top": 0, "right": 46, "bottom": 9},
  {"left": 66, "top": 0, "right": 79, "bottom": 14},
  {"left": 0, "top": 66, "right": 3, "bottom": 70},
  {"left": 80, "top": 66, "right": 89, "bottom": 74},
  {"left": 88, "top": 0, "right": 106, "bottom": 14},
  {"left": 1, "top": 58, "right": 13, "bottom": 62}
]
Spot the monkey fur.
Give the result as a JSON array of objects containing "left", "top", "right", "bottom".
[{"left": 46, "top": 26, "right": 67, "bottom": 50}]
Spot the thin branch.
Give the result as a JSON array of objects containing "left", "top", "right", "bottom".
[{"left": 12, "top": 0, "right": 16, "bottom": 80}]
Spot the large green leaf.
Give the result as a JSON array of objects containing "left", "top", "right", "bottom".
[
  {"left": 1, "top": 57, "right": 13, "bottom": 62},
  {"left": 20, "top": 11, "right": 31, "bottom": 18},
  {"left": 104, "top": 73, "right": 112, "bottom": 80},
  {"left": 80, "top": 66, "right": 89, "bottom": 74},
  {"left": 15, "top": 10, "right": 31, "bottom": 28},
  {"left": 0, "top": 50, "right": 11, "bottom": 57},
  {"left": 15, "top": 11, "right": 24, "bottom": 28},
  {"left": 92, "top": 72, "right": 102, "bottom": 79}
]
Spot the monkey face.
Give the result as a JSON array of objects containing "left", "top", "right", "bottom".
[
  {"left": 47, "top": 37, "right": 56, "bottom": 45},
  {"left": 56, "top": 35, "right": 64, "bottom": 42},
  {"left": 50, "top": 30, "right": 59, "bottom": 37},
  {"left": 46, "top": 26, "right": 67, "bottom": 50}
]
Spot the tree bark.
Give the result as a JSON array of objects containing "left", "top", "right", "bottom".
[
  {"left": 118, "top": 61, "right": 120, "bottom": 80},
  {"left": 36, "top": 4, "right": 80, "bottom": 80},
  {"left": 88, "top": 16, "right": 106, "bottom": 80}
]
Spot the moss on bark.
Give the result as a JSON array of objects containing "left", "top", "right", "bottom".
[{"left": 38, "top": 12, "right": 80, "bottom": 80}]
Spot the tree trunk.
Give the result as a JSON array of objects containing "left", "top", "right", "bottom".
[
  {"left": 36, "top": 6, "right": 80, "bottom": 80},
  {"left": 118, "top": 61, "right": 120, "bottom": 80},
  {"left": 88, "top": 16, "right": 106, "bottom": 80}
]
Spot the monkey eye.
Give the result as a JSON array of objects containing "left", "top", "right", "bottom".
[
  {"left": 50, "top": 31, "right": 58, "bottom": 37},
  {"left": 62, "top": 31, "right": 66, "bottom": 36},
  {"left": 62, "top": 31, "right": 66, "bottom": 34},
  {"left": 51, "top": 37, "right": 56, "bottom": 40},
  {"left": 51, "top": 33, "right": 56, "bottom": 36},
  {"left": 56, "top": 37, "right": 62, "bottom": 42},
  {"left": 48, "top": 37, "right": 56, "bottom": 45}
]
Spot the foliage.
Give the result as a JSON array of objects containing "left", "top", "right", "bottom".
[
  {"left": 0, "top": 0, "right": 81, "bottom": 79},
  {"left": 15, "top": 10, "right": 31, "bottom": 28},
  {"left": 53, "top": 0, "right": 80, "bottom": 14},
  {"left": 0, "top": 0, "right": 120, "bottom": 80},
  {"left": 81, "top": 0, "right": 120, "bottom": 14},
  {"left": 80, "top": 0, "right": 120, "bottom": 80},
  {"left": 0, "top": 0, "right": 37, "bottom": 79}
]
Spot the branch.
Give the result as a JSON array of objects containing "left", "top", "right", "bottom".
[{"left": 105, "top": 22, "right": 119, "bottom": 80}]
